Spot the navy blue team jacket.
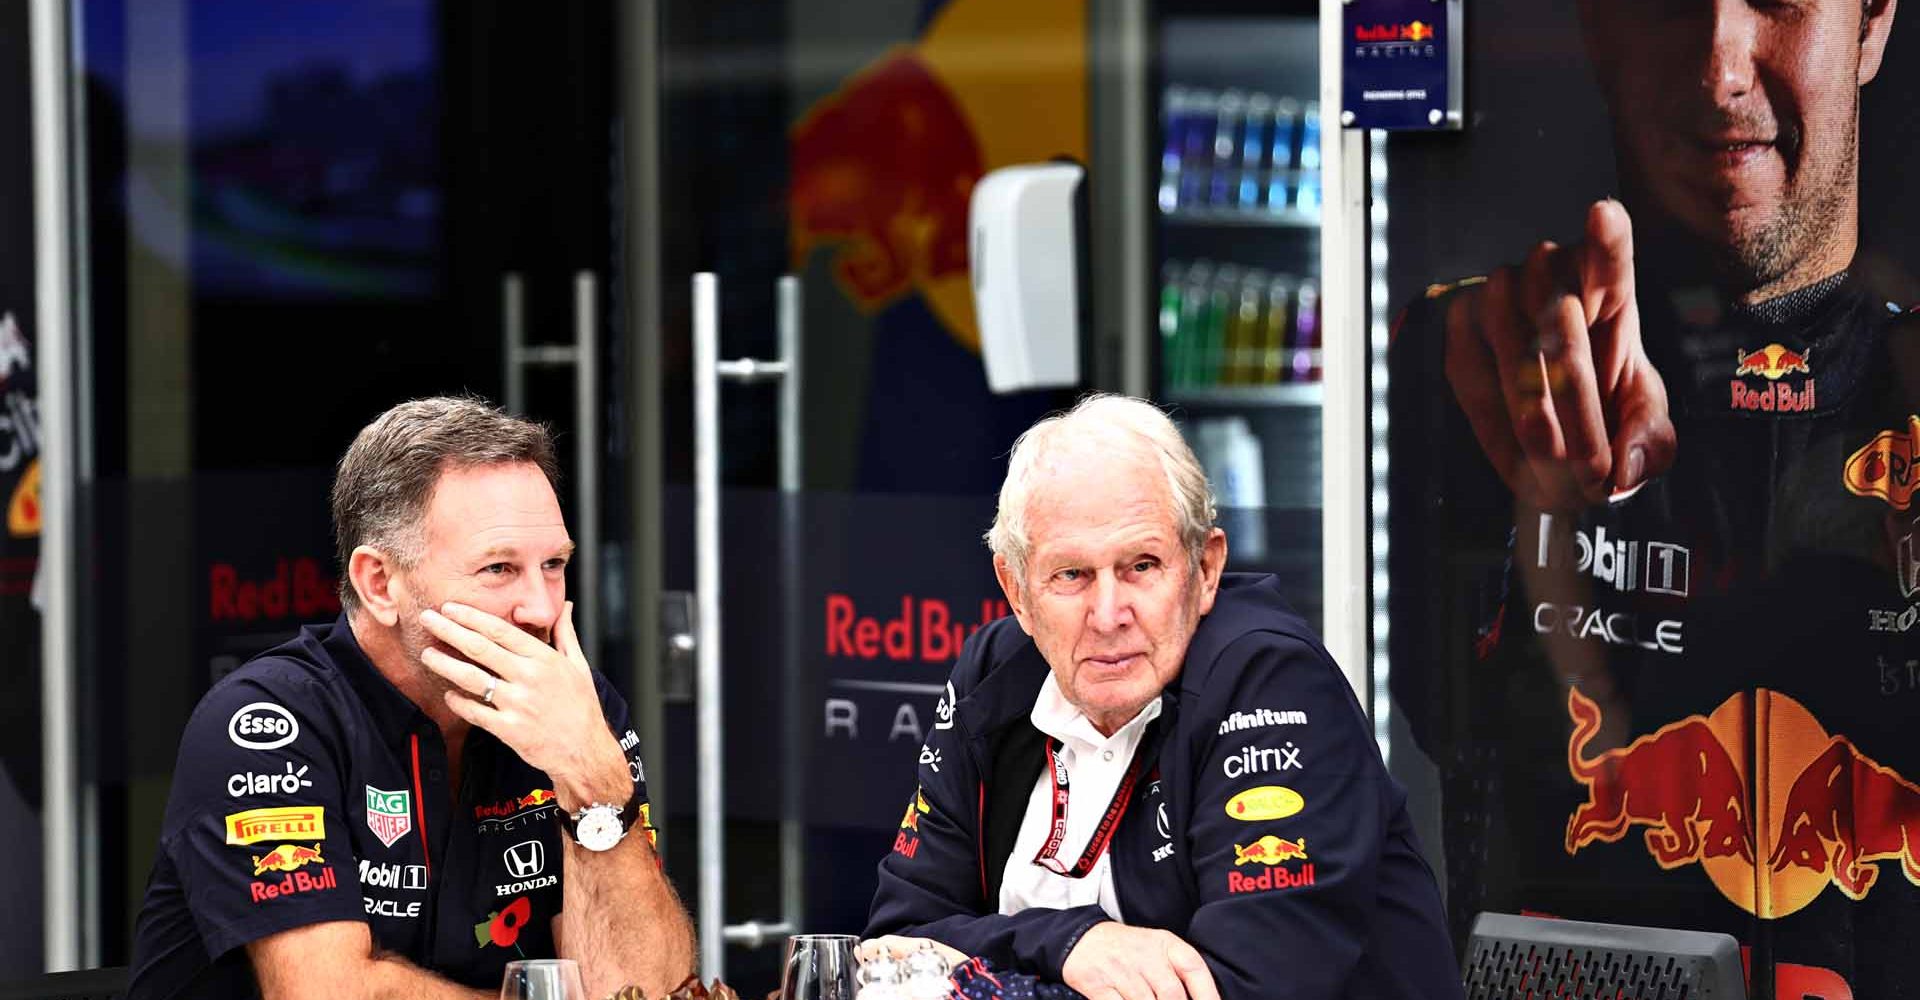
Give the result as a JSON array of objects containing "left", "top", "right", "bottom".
[
  {"left": 866, "top": 573, "right": 1464, "bottom": 999},
  {"left": 128, "top": 615, "right": 654, "bottom": 999}
]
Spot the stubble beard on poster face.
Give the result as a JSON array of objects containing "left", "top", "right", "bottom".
[
  {"left": 1639, "top": 100, "right": 1858, "bottom": 298},
  {"left": 1724, "top": 113, "right": 1855, "bottom": 296}
]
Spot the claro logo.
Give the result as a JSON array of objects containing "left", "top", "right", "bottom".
[{"left": 229, "top": 703, "right": 300, "bottom": 750}]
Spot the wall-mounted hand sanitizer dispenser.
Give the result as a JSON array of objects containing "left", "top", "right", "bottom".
[{"left": 969, "top": 162, "right": 1084, "bottom": 394}]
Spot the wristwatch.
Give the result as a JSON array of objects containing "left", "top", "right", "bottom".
[{"left": 559, "top": 794, "right": 642, "bottom": 852}]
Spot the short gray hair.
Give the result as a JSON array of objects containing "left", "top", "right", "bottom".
[
  {"left": 986, "top": 394, "right": 1216, "bottom": 584},
  {"left": 331, "top": 396, "right": 560, "bottom": 612}
]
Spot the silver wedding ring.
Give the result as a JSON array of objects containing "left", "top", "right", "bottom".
[{"left": 482, "top": 676, "right": 498, "bottom": 705}]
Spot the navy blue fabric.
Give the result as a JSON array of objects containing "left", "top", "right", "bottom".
[
  {"left": 128, "top": 615, "right": 652, "bottom": 999},
  {"left": 866, "top": 573, "right": 1464, "bottom": 999}
]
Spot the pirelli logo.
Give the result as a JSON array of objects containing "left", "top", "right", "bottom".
[{"left": 226, "top": 806, "right": 325, "bottom": 846}]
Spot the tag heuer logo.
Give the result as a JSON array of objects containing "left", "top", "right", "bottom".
[{"left": 365, "top": 786, "right": 413, "bottom": 848}]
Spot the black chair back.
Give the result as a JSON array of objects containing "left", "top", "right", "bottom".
[{"left": 1464, "top": 912, "right": 1746, "bottom": 999}]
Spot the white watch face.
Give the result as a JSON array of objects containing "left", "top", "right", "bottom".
[{"left": 575, "top": 806, "right": 625, "bottom": 852}]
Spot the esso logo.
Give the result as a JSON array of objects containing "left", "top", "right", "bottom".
[{"left": 229, "top": 702, "right": 300, "bottom": 750}]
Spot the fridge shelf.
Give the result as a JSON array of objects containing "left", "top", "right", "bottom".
[
  {"left": 1166, "top": 383, "right": 1324, "bottom": 408},
  {"left": 1161, "top": 206, "right": 1321, "bottom": 229}
]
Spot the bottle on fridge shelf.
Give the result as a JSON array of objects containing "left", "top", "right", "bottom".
[
  {"left": 1295, "top": 101, "right": 1323, "bottom": 220},
  {"left": 1298, "top": 100, "right": 1322, "bottom": 170},
  {"left": 1159, "top": 261, "right": 1185, "bottom": 386},
  {"left": 1179, "top": 90, "right": 1216, "bottom": 210},
  {"left": 1238, "top": 93, "right": 1271, "bottom": 213},
  {"left": 1177, "top": 260, "right": 1215, "bottom": 388},
  {"left": 1203, "top": 265, "right": 1238, "bottom": 386},
  {"left": 1227, "top": 269, "right": 1267, "bottom": 384},
  {"left": 1267, "top": 97, "right": 1300, "bottom": 216},
  {"left": 1293, "top": 277, "right": 1322, "bottom": 382},
  {"left": 1262, "top": 274, "right": 1295, "bottom": 385},
  {"left": 1158, "top": 87, "right": 1187, "bottom": 213},
  {"left": 1209, "top": 90, "right": 1245, "bottom": 209},
  {"left": 1192, "top": 417, "right": 1268, "bottom": 560}
]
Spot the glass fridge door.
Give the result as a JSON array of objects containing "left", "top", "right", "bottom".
[{"left": 1151, "top": 3, "right": 1324, "bottom": 628}]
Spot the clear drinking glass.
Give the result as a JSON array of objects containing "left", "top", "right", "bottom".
[
  {"left": 500, "top": 958, "right": 587, "bottom": 1000},
  {"left": 782, "top": 933, "right": 859, "bottom": 1000}
]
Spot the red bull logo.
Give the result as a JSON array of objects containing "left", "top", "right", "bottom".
[
  {"left": 1355, "top": 21, "right": 1433, "bottom": 42},
  {"left": 786, "top": 0, "right": 1089, "bottom": 353},
  {"left": 1565, "top": 687, "right": 1920, "bottom": 917},
  {"left": 893, "top": 787, "right": 930, "bottom": 859},
  {"left": 247, "top": 864, "right": 337, "bottom": 903},
  {"left": 1845, "top": 416, "right": 1920, "bottom": 511},
  {"left": 475, "top": 788, "right": 557, "bottom": 822},
  {"left": 1730, "top": 344, "right": 1814, "bottom": 412},
  {"left": 250, "top": 843, "right": 324, "bottom": 876},
  {"left": 1564, "top": 688, "right": 1753, "bottom": 870},
  {"left": 1225, "top": 863, "right": 1315, "bottom": 894},
  {"left": 1232, "top": 835, "right": 1308, "bottom": 866},
  {"left": 1767, "top": 734, "right": 1920, "bottom": 901},
  {"left": 1734, "top": 343, "right": 1811, "bottom": 381},
  {"left": 789, "top": 51, "right": 983, "bottom": 316},
  {"left": 899, "top": 788, "right": 930, "bottom": 833}
]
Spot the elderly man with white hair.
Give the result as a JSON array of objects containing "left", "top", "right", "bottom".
[{"left": 865, "top": 395, "right": 1461, "bottom": 1000}]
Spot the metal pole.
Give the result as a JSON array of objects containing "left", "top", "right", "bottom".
[
  {"left": 30, "top": 0, "right": 79, "bottom": 972},
  {"left": 1319, "top": 0, "right": 1372, "bottom": 707},
  {"left": 574, "top": 271, "right": 600, "bottom": 668},
  {"left": 692, "top": 273, "right": 725, "bottom": 979},
  {"left": 616, "top": 0, "right": 666, "bottom": 860},
  {"left": 775, "top": 275, "right": 804, "bottom": 936},
  {"left": 503, "top": 273, "right": 526, "bottom": 415},
  {"left": 1088, "top": 0, "right": 1152, "bottom": 396}
]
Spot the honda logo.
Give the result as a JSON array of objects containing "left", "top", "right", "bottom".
[{"left": 503, "top": 840, "right": 546, "bottom": 879}]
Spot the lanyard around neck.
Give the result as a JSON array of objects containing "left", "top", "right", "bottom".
[{"left": 1030, "top": 736, "right": 1146, "bottom": 878}]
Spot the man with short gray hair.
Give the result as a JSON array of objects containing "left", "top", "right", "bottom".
[
  {"left": 130, "top": 396, "right": 694, "bottom": 1000},
  {"left": 867, "top": 395, "right": 1460, "bottom": 999}
]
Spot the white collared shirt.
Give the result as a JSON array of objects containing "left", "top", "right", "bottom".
[{"left": 998, "top": 674, "right": 1163, "bottom": 920}]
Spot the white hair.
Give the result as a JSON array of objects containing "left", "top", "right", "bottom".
[{"left": 986, "top": 394, "right": 1216, "bottom": 584}]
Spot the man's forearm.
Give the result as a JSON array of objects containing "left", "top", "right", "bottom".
[
  {"left": 559, "top": 832, "right": 697, "bottom": 998},
  {"left": 251, "top": 928, "right": 491, "bottom": 1000},
  {"left": 365, "top": 952, "right": 493, "bottom": 1000}
]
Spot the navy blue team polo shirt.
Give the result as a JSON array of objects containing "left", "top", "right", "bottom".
[{"left": 129, "top": 614, "right": 655, "bottom": 999}]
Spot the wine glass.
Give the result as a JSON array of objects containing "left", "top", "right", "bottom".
[
  {"left": 782, "top": 933, "right": 859, "bottom": 1000},
  {"left": 500, "top": 958, "right": 587, "bottom": 1000}
]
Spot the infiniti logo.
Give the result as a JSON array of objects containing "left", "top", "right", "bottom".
[{"left": 503, "top": 840, "right": 546, "bottom": 879}]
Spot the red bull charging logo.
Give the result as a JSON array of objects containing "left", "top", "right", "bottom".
[
  {"left": 1232, "top": 835, "right": 1308, "bottom": 866},
  {"left": 1734, "top": 343, "right": 1811, "bottom": 381},
  {"left": 1731, "top": 343, "right": 1814, "bottom": 412},
  {"left": 1565, "top": 687, "right": 1920, "bottom": 917},
  {"left": 251, "top": 843, "right": 325, "bottom": 876},
  {"left": 787, "top": 0, "right": 1088, "bottom": 353},
  {"left": 789, "top": 51, "right": 983, "bottom": 317}
]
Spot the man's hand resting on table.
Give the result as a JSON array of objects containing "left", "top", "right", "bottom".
[{"left": 1061, "top": 922, "right": 1219, "bottom": 1000}]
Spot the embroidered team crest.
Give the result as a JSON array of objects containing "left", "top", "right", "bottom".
[{"left": 365, "top": 786, "right": 413, "bottom": 848}]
